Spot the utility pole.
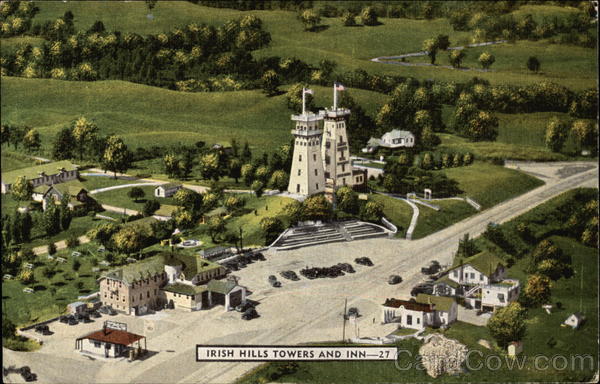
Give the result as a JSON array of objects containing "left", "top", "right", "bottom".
[
  {"left": 342, "top": 298, "right": 347, "bottom": 343},
  {"left": 580, "top": 262, "right": 584, "bottom": 313}
]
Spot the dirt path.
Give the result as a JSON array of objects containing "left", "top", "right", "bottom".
[{"left": 32, "top": 235, "right": 90, "bottom": 256}]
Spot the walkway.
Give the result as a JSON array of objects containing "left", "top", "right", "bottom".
[
  {"left": 376, "top": 192, "right": 419, "bottom": 240},
  {"left": 89, "top": 182, "right": 164, "bottom": 195},
  {"left": 32, "top": 235, "right": 90, "bottom": 256},
  {"left": 371, "top": 40, "right": 507, "bottom": 71}
]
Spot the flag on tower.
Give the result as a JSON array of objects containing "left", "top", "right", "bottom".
[
  {"left": 335, "top": 83, "right": 345, "bottom": 91},
  {"left": 304, "top": 88, "right": 314, "bottom": 95}
]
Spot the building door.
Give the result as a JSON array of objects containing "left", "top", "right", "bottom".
[{"left": 229, "top": 290, "right": 243, "bottom": 308}]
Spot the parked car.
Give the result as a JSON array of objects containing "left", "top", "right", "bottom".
[
  {"left": 421, "top": 260, "right": 442, "bottom": 275},
  {"left": 268, "top": 275, "right": 277, "bottom": 283},
  {"left": 255, "top": 252, "right": 266, "bottom": 261},
  {"left": 242, "top": 308, "right": 259, "bottom": 320},
  {"left": 347, "top": 307, "right": 359, "bottom": 317},
  {"left": 81, "top": 314, "right": 93, "bottom": 323},
  {"left": 280, "top": 270, "right": 300, "bottom": 281},
  {"left": 388, "top": 275, "right": 402, "bottom": 285},
  {"left": 67, "top": 317, "right": 79, "bottom": 326},
  {"left": 354, "top": 257, "right": 374, "bottom": 266},
  {"left": 19, "top": 366, "right": 37, "bottom": 382},
  {"left": 34, "top": 325, "right": 51, "bottom": 335},
  {"left": 235, "top": 302, "right": 255, "bottom": 312},
  {"left": 337, "top": 263, "right": 355, "bottom": 273},
  {"left": 98, "top": 306, "right": 117, "bottom": 316},
  {"left": 59, "top": 316, "right": 69, "bottom": 324},
  {"left": 270, "top": 280, "right": 282, "bottom": 288},
  {"left": 90, "top": 310, "right": 102, "bottom": 319},
  {"left": 410, "top": 283, "right": 434, "bottom": 297}
]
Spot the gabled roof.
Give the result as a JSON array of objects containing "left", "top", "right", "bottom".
[
  {"left": 450, "top": 250, "right": 505, "bottom": 277},
  {"left": 382, "top": 129, "right": 414, "bottom": 139},
  {"left": 156, "top": 183, "right": 182, "bottom": 190},
  {"left": 416, "top": 293, "right": 455, "bottom": 312},
  {"left": 366, "top": 137, "right": 381, "bottom": 147},
  {"left": 1, "top": 160, "right": 78, "bottom": 185},
  {"left": 161, "top": 283, "right": 206, "bottom": 296},
  {"left": 79, "top": 328, "right": 144, "bottom": 346},
  {"left": 207, "top": 279, "right": 237, "bottom": 295},
  {"left": 382, "top": 298, "right": 433, "bottom": 312},
  {"left": 166, "top": 252, "right": 223, "bottom": 277},
  {"left": 434, "top": 275, "right": 459, "bottom": 289}
]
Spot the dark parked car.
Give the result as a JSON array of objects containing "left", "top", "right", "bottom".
[
  {"left": 337, "top": 263, "right": 355, "bottom": 273},
  {"left": 235, "top": 302, "right": 255, "bottom": 312},
  {"left": 347, "top": 307, "right": 359, "bottom": 317},
  {"left": 270, "top": 280, "right": 282, "bottom": 288},
  {"left": 280, "top": 270, "right": 300, "bottom": 281},
  {"left": 81, "top": 314, "right": 93, "bottom": 323},
  {"left": 411, "top": 283, "right": 434, "bottom": 297},
  {"left": 34, "top": 325, "right": 51, "bottom": 335},
  {"left": 355, "top": 257, "right": 374, "bottom": 266},
  {"left": 59, "top": 316, "right": 69, "bottom": 324},
  {"left": 68, "top": 317, "right": 79, "bottom": 326},
  {"left": 388, "top": 275, "right": 402, "bottom": 285},
  {"left": 242, "top": 308, "right": 259, "bottom": 320},
  {"left": 421, "top": 260, "right": 442, "bottom": 275},
  {"left": 98, "top": 306, "right": 117, "bottom": 316},
  {"left": 90, "top": 310, "right": 102, "bottom": 319},
  {"left": 255, "top": 252, "right": 266, "bottom": 261},
  {"left": 19, "top": 366, "right": 37, "bottom": 382}
]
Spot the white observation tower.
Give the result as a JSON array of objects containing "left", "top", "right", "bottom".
[{"left": 287, "top": 88, "right": 326, "bottom": 196}]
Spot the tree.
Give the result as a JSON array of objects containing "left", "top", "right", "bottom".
[
  {"left": 251, "top": 180, "right": 265, "bottom": 198},
  {"left": 466, "top": 111, "right": 498, "bottom": 141},
  {"left": 72, "top": 258, "right": 81, "bottom": 272},
  {"left": 11, "top": 176, "right": 33, "bottom": 201},
  {"left": 112, "top": 226, "right": 144, "bottom": 256},
  {"left": 544, "top": 117, "right": 569, "bottom": 152},
  {"left": 127, "top": 187, "right": 145, "bottom": 202},
  {"left": 269, "top": 170, "right": 289, "bottom": 192},
  {"left": 435, "top": 34, "right": 450, "bottom": 50},
  {"left": 72, "top": 116, "right": 98, "bottom": 160},
  {"left": 174, "top": 189, "right": 202, "bottom": 212},
  {"left": 7, "top": 125, "right": 25, "bottom": 150},
  {"left": 360, "top": 201, "right": 384, "bottom": 222},
  {"left": 224, "top": 195, "right": 243, "bottom": 212},
  {"left": 101, "top": 136, "right": 131, "bottom": 178},
  {"left": 199, "top": 152, "right": 221, "bottom": 181},
  {"left": 360, "top": 7, "right": 378, "bottom": 26},
  {"left": 173, "top": 209, "right": 195, "bottom": 229},
  {"left": 164, "top": 154, "right": 181, "bottom": 179},
  {"left": 59, "top": 204, "right": 72, "bottom": 231},
  {"left": 261, "top": 70, "right": 280, "bottom": 96},
  {"left": 341, "top": 11, "right": 356, "bottom": 27},
  {"left": 207, "top": 216, "right": 226, "bottom": 242},
  {"left": 335, "top": 186, "right": 358, "bottom": 214},
  {"left": 537, "top": 259, "right": 569, "bottom": 280},
  {"left": 52, "top": 127, "right": 75, "bottom": 160},
  {"left": 284, "top": 200, "right": 304, "bottom": 224},
  {"left": 299, "top": 9, "right": 320, "bottom": 31},
  {"left": 478, "top": 52, "right": 495, "bottom": 69},
  {"left": 241, "top": 141, "right": 252, "bottom": 162},
  {"left": 422, "top": 38, "right": 438, "bottom": 64},
  {"left": 260, "top": 217, "right": 284, "bottom": 244},
  {"left": 571, "top": 119, "right": 597, "bottom": 152},
  {"left": 47, "top": 242, "right": 57, "bottom": 255},
  {"left": 87, "top": 222, "right": 120, "bottom": 248},
  {"left": 22, "top": 128, "right": 41, "bottom": 153},
  {"left": 487, "top": 302, "right": 527, "bottom": 349},
  {"left": 142, "top": 199, "right": 160, "bottom": 217},
  {"left": 449, "top": 49, "right": 465, "bottom": 68},
  {"left": 42, "top": 205, "right": 61, "bottom": 236},
  {"left": 523, "top": 274, "right": 552, "bottom": 306},
  {"left": 228, "top": 158, "right": 242, "bottom": 183},
  {"left": 526, "top": 56, "right": 540, "bottom": 73}
]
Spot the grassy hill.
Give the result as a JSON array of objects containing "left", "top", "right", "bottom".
[
  {"left": 0, "top": 76, "right": 388, "bottom": 154},
  {"left": 20, "top": 2, "right": 595, "bottom": 90}
]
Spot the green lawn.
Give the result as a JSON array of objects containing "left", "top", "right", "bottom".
[
  {"left": 78, "top": 175, "right": 147, "bottom": 191},
  {"left": 2, "top": 242, "right": 105, "bottom": 327},
  {"left": 0, "top": 36, "right": 45, "bottom": 55},
  {"left": 412, "top": 199, "right": 477, "bottom": 239},
  {"left": 439, "top": 162, "right": 544, "bottom": 209},
  {"left": 0, "top": 149, "right": 38, "bottom": 172},
  {"left": 0, "top": 77, "right": 387, "bottom": 156},
  {"left": 371, "top": 193, "right": 411, "bottom": 238},
  {"left": 93, "top": 185, "right": 175, "bottom": 211},
  {"left": 22, "top": 2, "right": 595, "bottom": 90}
]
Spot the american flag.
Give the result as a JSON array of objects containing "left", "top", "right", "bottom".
[
  {"left": 335, "top": 83, "right": 345, "bottom": 91},
  {"left": 303, "top": 88, "right": 314, "bottom": 95}
]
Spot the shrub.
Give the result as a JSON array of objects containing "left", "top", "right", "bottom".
[
  {"left": 47, "top": 243, "right": 57, "bottom": 255},
  {"left": 66, "top": 236, "right": 80, "bottom": 248}
]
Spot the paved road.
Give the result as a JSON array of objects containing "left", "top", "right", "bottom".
[{"left": 3, "top": 162, "right": 597, "bottom": 384}]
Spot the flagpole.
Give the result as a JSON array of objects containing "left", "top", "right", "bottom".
[
  {"left": 302, "top": 87, "right": 306, "bottom": 115},
  {"left": 333, "top": 82, "right": 337, "bottom": 110}
]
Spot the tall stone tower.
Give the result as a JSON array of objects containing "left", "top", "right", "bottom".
[
  {"left": 321, "top": 83, "right": 353, "bottom": 192},
  {"left": 287, "top": 88, "right": 326, "bottom": 196}
]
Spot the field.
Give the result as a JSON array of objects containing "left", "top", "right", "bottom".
[
  {"left": 412, "top": 199, "right": 477, "bottom": 239},
  {"left": 9, "top": 2, "right": 593, "bottom": 90},
  {"left": 92, "top": 185, "right": 176, "bottom": 212},
  {"left": 0, "top": 150, "right": 38, "bottom": 172},
  {"left": 370, "top": 194, "right": 411, "bottom": 237},
  {"left": 439, "top": 162, "right": 544, "bottom": 209},
  {"left": 0, "top": 77, "right": 388, "bottom": 156}
]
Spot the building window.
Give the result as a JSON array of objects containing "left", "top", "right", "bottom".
[
  {"left": 191, "top": 295, "right": 195, "bottom": 300},
  {"left": 147, "top": 291, "right": 150, "bottom": 298},
  {"left": 480, "top": 274, "right": 484, "bottom": 281},
  {"left": 316, "top": 183, "right": 319, "bottom": 189},
  {"left": 296, "top": 184, "right": 300, "bottom": 193},
  {"left": 140, "top": 293, "right": 143, "bottom": 300},
  {"left": 314, "top": 169, "right": 318, "bottom": 176},
  {"left": 470, "top": 273, "right": 475, "bottom": 279},
  {"left": 453, "top": 270, "right": 457, "bottom": 277},
  {"left": 94, "top": 341, "right": 101, "bottom": 348},
  {"left": 313, "top": 154, "right": 317, "bottom": 161},
  {"left": 407, "top": 315, "right": 412, "bottom": 325},
  {"left": 341, "top": 164, "right": 345, "bottom": 172},
  {"left": 298, "top": 169, "right": 301, "bottom": 176},
  {"left": 417, "top": 318, "right": 420, "bottom": 324},
  {"left": 299, "top": 155, "right": 302, "bottom": 161}
]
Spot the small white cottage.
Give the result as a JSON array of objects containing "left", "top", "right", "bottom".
[{"left": 563, "top": 312, "right": 586, "bottom": 329}]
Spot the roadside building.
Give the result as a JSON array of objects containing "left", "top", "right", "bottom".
[
  {"left": 32, "top": 180, "right": 95, "bottom": 211},
  {"left": 76, "top": 321, "right": 146, "bottom": 359},
  {"left": 1, "top": 160, "right": 79, "bottom": 194},
  {"left": 198, "top": 246, "right": 231, "bottom": 260},
  {"left": 362, "top": 130, "right": 415, "bottom": 153},
  {"left": 563, "top": 312, "right": 586, "bottom": 329},
  {"left": 162, "top": 283, "right": 207, "bottom": 311},
  {"left": 154, "top": 183, "right": 182, "bottom": 198},
  {"left": 381, "top": 294, "right": 457, "bottom": 329},
  {"left": 206, "top": 278, "right": 246, "bottom": 311}
]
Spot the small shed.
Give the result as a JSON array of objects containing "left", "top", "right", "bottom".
[
  {"left": 563, "top": 312, "right": 586, "bottom": 329},
  {"left": 155, "top": 183, "right": 182, "bottom": 198}
]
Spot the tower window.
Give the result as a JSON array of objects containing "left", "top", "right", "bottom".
[
  {"left": 313, "top": 154, "right": 316, "bottom": 161},
  {"left": 296, "top": 184, "right": 300, "bottom": 193},
  {"left": 316, "top": 183, "right": 319, "bottom": 189},
  {"left": 299, "top": 155, "right": 302, "bottom": 161},
  {"left": 314, "top": 169, "right": 318, "bottom": 176},
  {"left": 298, "top": 169, "right": 301, "bottom": 176}
]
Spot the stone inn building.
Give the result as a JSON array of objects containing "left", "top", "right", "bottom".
[
  {"left": 1, "top": 160, "right": 79, "bottom": 194},
  {"left": 99, "top": 251, "right": 244, "bottom": 315}
]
